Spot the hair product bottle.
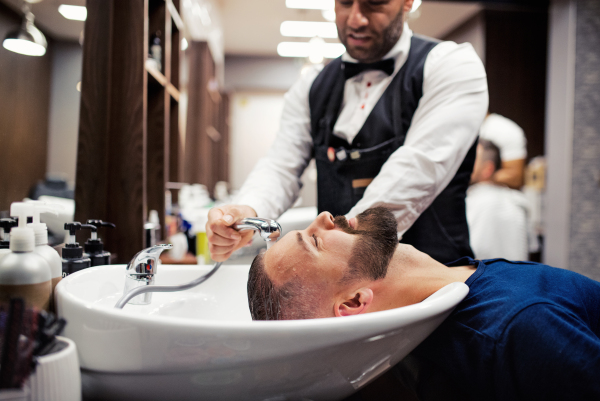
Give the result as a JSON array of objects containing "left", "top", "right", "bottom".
[
  {"left": 28, "top": 201, "right": 64, "bottom": 311},
  {"left": 0, "top": 203, "right": 52, "bottom": 310},
  {"left": 61, "top": 222, "right": 94, "bottom": 276},
  {"left": 84, "top": 220, "right": 116, "bottom": 266}
]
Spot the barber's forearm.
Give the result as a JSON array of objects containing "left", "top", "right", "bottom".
[{"left": 492, "top": 159, "right": 525, "bottom": 189}]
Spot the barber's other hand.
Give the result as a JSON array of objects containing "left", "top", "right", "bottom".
[{"left": 207, "top": 205, "right": 257, "bottom": 262}]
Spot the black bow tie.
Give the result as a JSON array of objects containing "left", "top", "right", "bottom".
[{"left": 342, "top": 58, "right": 395, "bottom": 80}]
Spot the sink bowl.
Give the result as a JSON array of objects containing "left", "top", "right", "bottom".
[{"left": 55, "top": 264, "right": 468, "bottom": 401}]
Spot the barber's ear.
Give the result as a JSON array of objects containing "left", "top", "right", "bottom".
[{"left": 335, "top": 288, "right": 374, "bottom": 317}]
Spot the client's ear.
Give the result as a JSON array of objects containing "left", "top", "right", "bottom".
[{"left": 335, "top": 288, "right": 374, "bottom": 317}]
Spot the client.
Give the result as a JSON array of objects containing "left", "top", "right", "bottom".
[{"left": 247, "top": 207, "right": 600, "bottom": 400}]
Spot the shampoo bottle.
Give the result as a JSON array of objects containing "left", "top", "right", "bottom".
[
  {"left": 27, "top": 201, "right": 64, "bottom": 310},
  {"left": 0, "top": 203, "right": 52, "bottom": 310},
  {"left": 62, "top": 222, "right": 94, "bottom": 276},
  {"left": 84, "top": 220, "right": 116, "bottom": 266}
]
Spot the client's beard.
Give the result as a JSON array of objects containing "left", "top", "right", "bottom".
[{"left": 334, "top": 207, "right": 398, "bottom": 282}]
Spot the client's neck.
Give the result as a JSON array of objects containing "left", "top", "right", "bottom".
[{"left": 369, "top": 245, "right": 476, "bottom": 311}]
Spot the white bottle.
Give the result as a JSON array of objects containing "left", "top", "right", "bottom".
[
  {"left": 0, "top": 203, "right": 52, "bottom": 310},
  {"left": 28, "top": 201, "right": 63, "bottom": 311}
]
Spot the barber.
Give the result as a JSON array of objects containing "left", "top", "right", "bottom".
[{"left": 207, "top": 0, "right": 488, "bottom": 263}]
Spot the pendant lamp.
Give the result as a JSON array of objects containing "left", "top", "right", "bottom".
[{"left": 3, "top": 4, "right": 47, "bottom": 57}]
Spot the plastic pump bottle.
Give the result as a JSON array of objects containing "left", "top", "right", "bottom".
[
  {"left": 0, "top": 218, "right": 17, "bottom": 261},
  {"left": 0, "top": 203, "right": 52, "bottom": 310},
  {"left": 62, "top": 222, "right": 94, "bottom": 276},
  {"left": 84, "top": 220, "right": 116, "bottom": 266},
  {"left": 27, "top": 201, "right": 64, "bottom": 308}
]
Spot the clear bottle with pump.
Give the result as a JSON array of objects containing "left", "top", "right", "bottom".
[
  {"left": 27, "top": 201, "right": 64, "bottom": 311},
  {"left": 84, "top": 220, "right": 116, "bottom": 266},
  {"left": 0, "top": 203, "right": 52, "bottom": 310},
  {"left": 0, "top": 218, "right": 17, "bottom": 261},
  {"left": 62, "top": 222, "right": 94, "bottom": 276}
]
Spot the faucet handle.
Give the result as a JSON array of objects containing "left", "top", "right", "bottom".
[
  {"left": 126, "top": 244, "right": 173, "bottom": 276},
  {"left": 234, "top": 217, "right": 282, "bottom": 242}
]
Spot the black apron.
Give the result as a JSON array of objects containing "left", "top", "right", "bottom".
[{"left": 308, "top": 35, "right": 476, "bottom": 263}]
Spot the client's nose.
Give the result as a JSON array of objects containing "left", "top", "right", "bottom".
[{"left": 308, "top": 212, "right": 335, "bottom": 232}]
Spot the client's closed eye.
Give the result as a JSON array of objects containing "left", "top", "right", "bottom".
[{"left": 312, "top": 234, "right": 318, "bottom": 247}]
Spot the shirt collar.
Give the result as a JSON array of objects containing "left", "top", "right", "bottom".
[{"left": 341, "top": 23, "right": 413, "bottom": 73}]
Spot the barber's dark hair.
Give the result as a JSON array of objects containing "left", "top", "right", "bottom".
[
  {"left": 247, "top": 252, "right": 319, "bottom": 320},
  {"left": 478, "top": 139, "right": 502, "bottom": 172}
]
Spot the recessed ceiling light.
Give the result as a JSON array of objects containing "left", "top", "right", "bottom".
[
  {"left": 58, "top": 5, "right": 87, "bottom": 21},
  {"left": 286, "top": 0, "right": 334, "bottom": 10},
  {"left": 280, "top": 21, "right": 337, "bottom": 39},
  {"left": 277, "top": 41, "right": 345, "bottom": 59}
]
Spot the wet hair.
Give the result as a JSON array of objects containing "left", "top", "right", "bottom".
[
  {"left": 247, "top": 252, "right": 323, "bottom": 320},
  {"left": 478, "top": 139, "right": 502, "bottom": 172},
  {"left": 247, "top": 207, "right": 399, "bottom": 321}
]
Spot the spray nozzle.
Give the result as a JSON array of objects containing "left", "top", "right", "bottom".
[
  {"left": 9, "top": 202, "right": 35, "bottom": 252},
  {"left": 26, "top": 200, "right": 62, "bottom": 224},
  {"left": 64, "top": 222, "right": 96, "bottom": 245},
  {"left": 10, "top": 202, "right": 34, "bottom": 229}
]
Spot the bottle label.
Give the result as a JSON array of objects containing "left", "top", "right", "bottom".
[{"left": 0, "top": 281, "right": 52, "bottom": 310}]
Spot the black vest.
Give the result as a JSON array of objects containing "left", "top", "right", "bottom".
[{"left": 308, "top": 35, "right": 476, "bottom": 263}]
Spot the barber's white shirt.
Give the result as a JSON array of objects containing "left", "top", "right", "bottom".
[
  {"left": 467, "top": 182, "right": 529, "bottom": 260},
  {"left": 234, "top": 25, "right": 488, "bottom": 236}
]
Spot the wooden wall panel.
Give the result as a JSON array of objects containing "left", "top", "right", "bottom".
[
  {"left": 0, "top": 3, "right": 52, "bottom": 212},
  {"left": 75, "top": 0, "right": 146, "bottom": 262}
]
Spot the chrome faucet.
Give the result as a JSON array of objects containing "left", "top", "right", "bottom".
[
  {"left": 114, "top": 217, "right": 282, "bottom": 309},
  {"left": 121, "top": 244, "right": 173, "bottom": 305}
]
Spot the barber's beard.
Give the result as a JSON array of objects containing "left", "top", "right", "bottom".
[
  {"left": 342, "top": 7, "right": 405, "bottom": 63},
  {"left": 334, "top": 207, "right": 398, "bottom": 282}
]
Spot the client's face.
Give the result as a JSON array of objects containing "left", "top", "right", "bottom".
[{"left": 263, "top": 207, "right": 399, "bottom": 289}]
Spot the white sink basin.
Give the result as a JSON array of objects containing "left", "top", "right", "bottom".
[{"left": 55, "top": 264, "right": 468, "bottom": 401}]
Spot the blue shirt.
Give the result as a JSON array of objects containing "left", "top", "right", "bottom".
[{"left": 409, "top": 258, "right": 600, "bottom": 400}]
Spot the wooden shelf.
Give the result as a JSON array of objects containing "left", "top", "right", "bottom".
[
  {"left": 76, "top": 0, "right": 228, "bottom": 262},
  {"left": 167, "top": 0, "right": 184, "bottom": 31},
  {"left": 145, "top": 60, "right": 180, "bottom": 101},
  {"left": 145, "top": 59, "right": 167, "bottom": 86}
]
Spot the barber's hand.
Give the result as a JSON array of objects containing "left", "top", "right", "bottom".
[{"left": 207, "top": 205, "right": 257, "bottom": 262}]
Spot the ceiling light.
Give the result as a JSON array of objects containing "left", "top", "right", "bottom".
[
  {"left": 280, "top": 21, "right": 337, "bottom": 39},
  {"left": 58, "top": 5, "right": 87, "bottom": 21},
  {"left": 181, "top": 38, "right": 189, "bottom": 51},
  {"left": 286, "top": 0, "right": 334, "bottom": 10},
  {"left": 277, "top": 41, "right": 345, "bottom": 59},
  {"left": 2, "top": 8, "right": 47, "bottom": 56},
  {"left": 411, "top": 0, "right": 422, "bottom": 12}
]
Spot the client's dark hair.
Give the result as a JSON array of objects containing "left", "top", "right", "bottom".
[
  {"left": 247, "top": 206, "right": 399, "bottom": 321},
  {"left": 247, "top": 252, "right": 319, "bottom": 320},
  {"left": 478, "top": 139, "right": 502, "bottom": 172}
]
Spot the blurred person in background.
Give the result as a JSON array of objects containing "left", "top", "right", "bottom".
[
  {"left": 207, "top": 0, "right": 488, "bottom": 264},
  {"left": 467, "top": 139, "right": 528, "bottom": 260},
  {"left": 479, "top": 112, "right": 527, "bottom": 189}
]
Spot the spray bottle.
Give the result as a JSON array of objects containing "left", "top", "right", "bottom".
[
  {"left": 0, "top": 203, "right": 52, "bottom": 310},
  {"left": 62, "top": 222, "right": 94, "bottom": 276},
  {"left": 84, "top": 220, "right": 116, "bottom": 266},
  {"left": 27, "top": 201, "right": 64, "bottom": 311}
]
